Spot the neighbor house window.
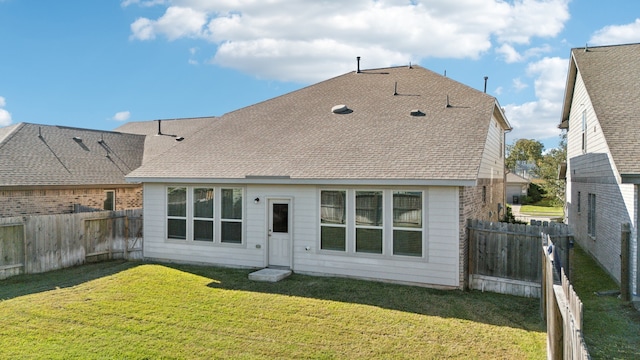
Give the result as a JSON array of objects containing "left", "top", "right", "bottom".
[
  {"left": 355, "top": 191, "right": 383, "bottom": 254},
  {"left": 577, "top": 191, "right": 581, "bottom": 213},
  {"left": 320, "top": 190, "right": 346, "bottom": 251},
  {"left": 193, "top": 188, "right": 214, "bottom": 241},
  {"left": 167, "top": 187, "right": 187, "bottom": 240},
  {"left": 104, "top": 190, "right": 115, "bottom": 211},
  {"left": 392, "top": 191, "right": 423, "bottom": 257},
  {"left": 581, "top": 110, "right": 587, "bottom": 153},
  {"left": 588, "top": 193, "right": 596, "bottom": 237},
  {"left": 221, "top": 188, "right": 243, "bottom": 244},
  {"left": 482, "top": 186, "right": 487, "bottom": 204}
]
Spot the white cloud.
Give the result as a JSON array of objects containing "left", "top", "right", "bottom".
[
  {"left": 128, "top": 0, "right": 572, "bottom": 83},
  {"left": 590, "top": 18, "right": 640, "bottom": 46},
  {"left": 0, "top": 96, "right": 11, "bottom": 127},
  {"left": 497, "top": 44, "right": 523, "bottom": 63},
  {"left": 112, "top": 111, "right": 131, "bottom": 122},
  {"left": 504, "top": 57, "right": 567, "bottom": 145},
  {"left": 0, "top": 109, "right": 11, "bottom": 127},
  {"left": 512, "top": 78, "right": 528, "bottom": 92}
]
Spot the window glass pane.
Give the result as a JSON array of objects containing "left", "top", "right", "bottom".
[
  {"left": 194, "top": 220, "right": 213, "bottom": 241},
  {"left": 194, "top": 188, "right": 214, "bottom": 218},
  {"left": 356, "top": 228, "right": 382, "bottom": 254},
  {"left": 221, "top": 221, "right": 242, "bottom": 243},
  {"left": 104, "top": 191, "right": 115, "bottom": 211},
  {"left": 168, "top": 219, "right": 186, "bottom": 240},
  {"left": 321, "top": 191, "right": 346, "bottom": 224},
  {"left": 321, "top": 226, "right": 346, "bottom": 251},
  {"left": 221, "top": 188, "right": 242, "bottom": 220},
  {"left": 167, "top": 187, "right": 186, "bottom": 217},
  {"left": 272, "top": 204, "right": 288, "bottom": 233},
  {"left": 393, "top": 191, "right": 422, "bottom": 228},
  {"left": 393, "top": 230, "right": 422, "bottom": 256},
  {"left": 356, "top": 191, "right": 383, "bottom": 226}
]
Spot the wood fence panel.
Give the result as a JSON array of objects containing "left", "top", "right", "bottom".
[{"left": 0, "top": 209, "right": 142, "bottom": 278}]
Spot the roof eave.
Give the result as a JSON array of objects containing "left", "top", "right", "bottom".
[
  {"left": 559, "top": 52, "right": 578, "bottom": 128},
  {"left": 125, "top": 176, "right": 477, "bottom": 187}
]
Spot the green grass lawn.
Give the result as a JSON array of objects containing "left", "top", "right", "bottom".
[
  {"left": 0, "top": 261, "right": 546, "bottom": 359},
  {"left": 518, "top": 204, "right": 564, "bottom": 217},
  {"left": 571, "top": 244, "right": 640, "bottom": 359}
]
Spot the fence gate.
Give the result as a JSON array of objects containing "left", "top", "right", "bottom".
[{"left": 84, "top": 216, "right": 118, "bottom": 262}]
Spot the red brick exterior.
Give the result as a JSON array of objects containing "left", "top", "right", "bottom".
[
  {"left": 0, "top": 186, "right": 142, "bottom": 217},
  {"left": 459, "top": 177, "right": 506, "bottom": 289}
]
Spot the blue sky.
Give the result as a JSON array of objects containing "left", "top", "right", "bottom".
[{"left": 1, "top": 0, "right": 639, "bottom": 150}]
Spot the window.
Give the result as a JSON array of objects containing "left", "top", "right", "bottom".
[
  {"left": 588, "top": 193, "right": 596, "bottom": 237},
  {"left": 167, "top": 187, "right": 187, "bottom": 240},
  {"left": 577, "top": 191, "right": 581, "bottom": 213},
  {"left": 166, "top": 186, "right": 243, "bottom": 244},
  {"left": 581, "top": 110, "right": 587, "bottom": 153},
  {"left": 482, "top": 186, "right": 487, "bottom": 204},
  {"left": 320, "top": 190, "right": 346, "bottom": 251},
  {"left": 393, "top": 191, "right": 423, "bottom": 256},
  {"left": 104, "top": 190, "right": 115, "bottom": 211},
  {"left": 221, "top": 188, "right": 243, "bottom": 244},
  {"left": 355, "top": 191, "right": 383, "bottom": 254},
  {"left": 193, "top": 188, "right": 214, "bottom": 241}
]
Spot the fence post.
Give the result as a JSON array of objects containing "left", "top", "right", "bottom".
[
  {"left": 621, "top": 223, "right": 631, "bottom": 301},
  {"left": 467, "top": 219, "right": 474, "bottom": 291}
]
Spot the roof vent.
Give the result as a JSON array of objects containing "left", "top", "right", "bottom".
[
  {"left": 331, "top": 104, "right": 351, "bottom": 114},
  {"left": 73, "top": 136, "right": 82, "bottom": 141},
  {"left": 410, "top": 109, "right": 425, "bottom": 117}
]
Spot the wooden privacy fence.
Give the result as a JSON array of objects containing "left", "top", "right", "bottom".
[
  {"left": 543, "top": 237, "right": 590, "bottom": 359},
  {"left": 467, "top": 219, "right": 572, "bottom": 298},
  {"left": 0, "top": 209, "right": 143, "bottom": 280}
]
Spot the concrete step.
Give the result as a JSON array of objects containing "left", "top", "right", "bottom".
[{"left": 248, "top": 268, "right": 292, "bottom": 282}]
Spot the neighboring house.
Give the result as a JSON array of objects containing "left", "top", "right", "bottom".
[
  {"left": 0, "top": 118, "right": 215, "bottom": 218},
  {"left": 126, "top": 64, "right": 511, "bottom": 289},
  {"left": 0, "top": 123, "right": 146, "bottom": 217},
  {"left": 560, "top": 43, "right": 640, "bottom": 298},
  {"left": 506, "top": 172, "right": 530, "bottom": 204}
]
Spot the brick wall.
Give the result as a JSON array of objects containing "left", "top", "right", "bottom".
[
  {"left": 0, "top": 186, "right": 142, "bottom": 217},
  {"left": 459, "top": 177, "right": 506, "bottom": 289}
]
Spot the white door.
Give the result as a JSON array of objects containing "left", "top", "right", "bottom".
[{"left": 268, "top": 199, "right": 291, "bottom": 268}]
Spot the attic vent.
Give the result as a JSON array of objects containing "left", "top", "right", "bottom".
[
  {"left": 73, "top": 136, "right": 82, "bottom": 141},
  {"left": 410, "top": 109, "right": 425, "bottom": 117},
  {"left": 331, "top": 104, "right": 350, "bottom": 114}
]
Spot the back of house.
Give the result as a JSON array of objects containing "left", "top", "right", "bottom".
[{"left": 127, "top": 63, "right": 512, "bottom": 289}]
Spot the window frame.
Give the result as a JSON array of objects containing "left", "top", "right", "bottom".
[
  {"left": 392, "top": 191, "right": 424, "bottom": 257},
  {"left": 319, "top": 189, "right": 347, "bottom": 252},
  {"left": 165, "top": 186, "right": 244, "bottom": 245},
  {"left": 581, "top": 110, "right": 587, "bottom": 153},
  {"left": 318, "top": 188, "right": 427, "bottom": 259},
  {"left": 104, "top": 190, "right": 115, "bottom": 211},
  {"left": 587, "top": 193, "right": 596, "bottom": 238},
  {"left": 355, "top": 190, "right": 384, "bottom": 255}
]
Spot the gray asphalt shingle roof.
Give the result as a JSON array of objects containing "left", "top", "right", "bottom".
[
  {"left": 127, "top": 65, "right": 508, "bottom": 184},
  {"left": 0, "top": 123, "right": 145, "bottom": 187},
  {"left": 562, "top": 43, "right": 640, "bottom": 175}
]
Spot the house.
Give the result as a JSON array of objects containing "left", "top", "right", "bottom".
[
  {"left": 0, "top": 123, "right": 146, "bottom": 217},
  {"left": 126, "top": 64, "right": 512, "bottom": 289},
  {"left": 506, "top": 172, "right": 530, "bottom": 204},
  {"left": 0, "top": 118, "right": 215, "bottom": 218},
  {"left": 559, "top": 43, "right": 640, "bottom": 298}
]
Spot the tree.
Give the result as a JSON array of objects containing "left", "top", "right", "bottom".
[
  {"left": 505, "top": 139, "right": 544, "bottom": 175},
  {"left": 534, "top": 133, "right": 567, "bottom": 206}
]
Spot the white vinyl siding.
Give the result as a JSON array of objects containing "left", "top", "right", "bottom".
[
  {"left": 142, "top": 183, "right": 461, "bottom": 288},
  {"left": 477, "top": 116, "right": 506, "bottom": 180}
]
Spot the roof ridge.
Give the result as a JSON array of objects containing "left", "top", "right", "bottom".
[{"left": 0, "top": 122, "right": 26, "bottom": 151}]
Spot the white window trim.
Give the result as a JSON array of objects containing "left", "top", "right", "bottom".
[
  {"left": 165, "top": 186, "right": 244, "bottom": 246},
  {"left": 318, "top": 188, "right": 427, "bottom": 259}
]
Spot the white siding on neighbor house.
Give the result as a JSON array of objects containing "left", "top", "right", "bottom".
[
  {"left": 142, "top": 183, "right": 461, "bottom": 288},
  {"left": 477, "top": 115, "right": 505, "bottom": 181},
  {"left": 566, "top": 71, "right": 638, "bottom": 293}
]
